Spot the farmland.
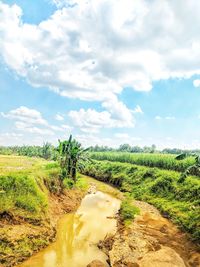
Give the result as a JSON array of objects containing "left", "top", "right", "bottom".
[
  {"left": 82, "top": 154, "right": 200, "bottom": 242},
  {"left": 89, "top": 152, "right": 196, "bottom": 173},
  {"left": 0, "top": 148, "right": 200, "bottom": 267}
]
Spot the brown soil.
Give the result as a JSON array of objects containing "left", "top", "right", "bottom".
[
  {"left": 0, "top": 189, "right": 85, "bottom": 267},
  {"left": 100, "top": 200, "right": 200, "bottom": 267}
]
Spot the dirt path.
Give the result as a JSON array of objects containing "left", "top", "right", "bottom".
[{"left": 101, "top": 200, "right": 200, "bottom": 267}]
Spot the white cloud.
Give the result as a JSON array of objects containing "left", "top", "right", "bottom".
[
  {"left": 15, "top": 121, "right": 54, "bottom": 135},
  {"left": 165, "top": 116, "right": 175, "bottom": 120},
  {"left": 133, "top": 105, "right": 143, "bottom": 114},
  {"left": 1, "top": 106, "right": 48, "bottom": 125},
  {"left": 115, "top": 133, "right": 129, "bottom": 138},
  {"left": 75, "top": 134, "right": 116, "bottom": 148},
  {"left": 101, "top": 96, "right": 134, "bottom": 127},
  {"left": 55, "top": 114, "right": 64, "bottom": 121},
  {"left": 69, "top": 104, "right": 134, "bottom": 133},
  {"left": 155, "top": 115, "right": 162, "bottom": 120},
  {"left": 69, "top": 108, "right": 112, "bottom": 133},
  {"left": 1, "top": 106, "right": 72, "bottom": 136},
  {"left": 0, "top": 132, "right": 23, "bottom": 146},
  {"left": 155, "top": 115, "right": 175, "bottom": 120},
  {"left": 193, "top": 79, "right": 200, "bottom": 88},
  {"left": 61, "top": 124, "right": 73, "bottom": 130},
  {"left": 1, "top": 0, "right": 200, "bottom": 114}
]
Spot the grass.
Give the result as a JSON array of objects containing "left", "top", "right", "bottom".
[
  {"left": 120, "top": 194, "right": 140, "bottom": 225},
  {"left": 82, "top": 160, "right": 200, "bottom": 242},
  {"left": 90, "top": 152, "right": 196, "bottom": 173},
  {"left": 0, "top": 155, "right": 88, "bottom": 266},
  {"left": 0, "top": 155, "right": 61, "bottom": 221}
]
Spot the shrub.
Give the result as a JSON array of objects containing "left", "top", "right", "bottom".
[{"left": 120, "top": 196, "right": 140, "bottom": 223}]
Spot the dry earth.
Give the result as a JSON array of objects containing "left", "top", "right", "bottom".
[{"left": 100, "top": 200, "right": 200, "bottom": 267}]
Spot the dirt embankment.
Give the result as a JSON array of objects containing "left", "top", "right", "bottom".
[
  {"left": 0, "top": 189, "right": 85, "bottom": 267},
  {"left": 100, "top": 201, "right": 200, "bottom": 267}
]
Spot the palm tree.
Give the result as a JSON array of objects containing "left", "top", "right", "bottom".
[
  {"left": 175, "top": 153, "right": 200, "bottom": 182},
  {"left": 58, "top": 135, "right": 90, "bottom": 182}
]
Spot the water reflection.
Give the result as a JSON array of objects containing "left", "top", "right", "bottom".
[{"left": 18, "top": 191, "right": 120, "bottom": 267}]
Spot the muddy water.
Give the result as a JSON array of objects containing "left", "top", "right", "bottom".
[{"left": 18, "top": 191, "right": 121, "bottom": 267}]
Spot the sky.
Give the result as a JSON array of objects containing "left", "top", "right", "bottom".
[{"left": 1, "top": 0, "right": 200, "bottom": 149}]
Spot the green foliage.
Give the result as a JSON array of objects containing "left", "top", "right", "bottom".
[
  {"left": 0, "top": 174, "right": 48, "bottom": 214},
  {"left": 58, "top": 135, "right": 90, "bottom": 182},
  {"left": 45, "top": 162, "right": 59, "bottom": 169},
  {"left": 90, "top": 152, "right": 196, "bottom": 173},
  {"left": 0, "top": 144, "right": 58, "bottom": 160},
  {"left": 41, "top": 142, "right": 54, "bottom": 160},
  {"left": 75, "top": 176, "right": 89, "bottom": 190},
  {"left": 120, "top": 195, "right": 140, "bottom": 223},
  {"left": 176, "top": 152, "right": 200, "bottom": 182},
  {"left": 82, "top": 159, "right": 200, "bottom": 241},
  {"left": 63, "top": 177, "right": 74, "bottom": 189},
  {"left": 0, "top": 156, "right": 61, "bottom": 220}
]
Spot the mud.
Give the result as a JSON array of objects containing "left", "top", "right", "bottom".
[{"left": 0, "top": 189, "right": 85, "bottom": 267}]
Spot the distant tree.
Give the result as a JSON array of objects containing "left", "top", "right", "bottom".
[
  {"left": 162, "top": 148, "right": 183, "bottom": 154},
  {"left": 143, "top": 146, "right": 151, "bottom": 153},
  {"left": 131, "top": 146, "right": 143, "bottom": 153},
  {"left": 151, "top": 144, "right": 156, "bottom": 153},
  {"left": 42, "top": 142, "right": 52, "bottom": 160},
  {"left": 118, "top": 144, "right": 132, "bottom": 152}
]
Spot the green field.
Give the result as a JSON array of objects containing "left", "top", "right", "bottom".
[
  {"left": 90, "top": 152, "right": 196, "bottom": 173},
  {"left": 82, "top": 157, "right": 200, "bottom": 242},
  {"left": 0, "top": 155, "right": 62, "bottom": 222}
]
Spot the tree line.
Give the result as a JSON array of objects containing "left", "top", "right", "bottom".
[
  {"left": 87, "top": 144, "right": 200, "bottom": 155},
  {"left": 0, "top": 143, "right": 57, "bottom": 160},
  {"left": 1, "top": 143, "right": 200, "bottom": 157}
]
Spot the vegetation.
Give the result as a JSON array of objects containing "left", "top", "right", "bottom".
[
  {"left": 89, "top": 152, "right": 196, "bottom": 173},
  {"left": 0, "top": 155, "right": 87, "bottom": 266},
  {"left": 82, "top": 159, "right": 200, "bottom": 242},
  {"left": 0, "top": 143, "right": 58, "bottom": 160},
  {"left": 0, "top": 156, "right": 61, "bottom": 221},
  {"left": 120, "top": 194, "right": 140, "bottom": 224},
  {"left": 58, "top": 135, "right": 90, "bottom": 182},
  {"left": 1, "top": 144, "right": 200, "bottom": 158},
  {"left": 176, "top": 152, "right": 200, "bottom": 182},
  {"left": 88, "top": 144, "right": 200, "bottom": 154}
]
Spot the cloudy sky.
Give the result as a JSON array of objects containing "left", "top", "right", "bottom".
[{"left": 1, "top": 0, "right": 200, "bottom": 149}]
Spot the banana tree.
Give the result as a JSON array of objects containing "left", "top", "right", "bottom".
[
  {"left": 175, "top": 153, "right": 200, "bottom": 182},
  {"left": 70, "top": 139, "right": 90, "bottom": 182},
  {"left": 58, "top": 135, "right": 90, "bottom": 182},
  {"left": 58, "top": 135, "right": 72, "bottom": 178}
]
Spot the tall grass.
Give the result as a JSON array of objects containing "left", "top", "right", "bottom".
[{"left": 90, "top": 152, "right": 195, "bottom": 172}]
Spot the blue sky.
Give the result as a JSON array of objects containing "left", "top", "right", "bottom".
[{"left": 1, "top": 0, "right": 200, "bottom": 148}]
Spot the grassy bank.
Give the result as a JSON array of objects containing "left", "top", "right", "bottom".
[
  {"left": 89, "top": 152, "right": 196, "bottom": 173},
  {"left": 0, "top": 156, "right": 62, "bottom": 220},
  {"left": 0, "top": 155, "right": 85, "bottom": 267},
  {"left": 82, "top": 160, "right": 200, "bottom": 242}
]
